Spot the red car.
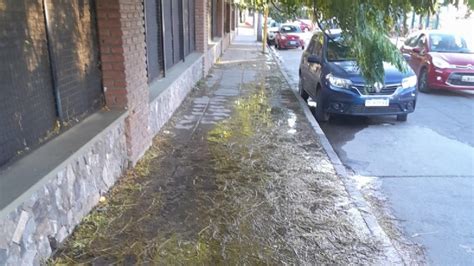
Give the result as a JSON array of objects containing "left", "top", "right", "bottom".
[
  {"left": 401, "top": 30, "right": 474, "bottom": 92},
  {"left": 275, "top": 24, "right": 305, "bottom": 50},
  {"left": 297, "top": 19, "right": 313, "bottom": 32}
]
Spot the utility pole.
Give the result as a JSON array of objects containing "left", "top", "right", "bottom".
[{"left": 256, "top": 12, "right": 263, "bottom": 42}]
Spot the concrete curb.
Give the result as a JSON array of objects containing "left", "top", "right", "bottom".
[{"left": 267, "top": 45, "right": 404, "bottom": 264}]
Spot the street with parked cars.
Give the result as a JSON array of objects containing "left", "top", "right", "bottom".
[{"left": 270, "top": 23, "right": 474, "bottom": 265}]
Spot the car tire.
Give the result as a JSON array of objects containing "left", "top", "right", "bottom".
[
  {"left": 301, "top": 45, "right": 305, "bottom": 50},
  {"left": 298, "top": 79, "right": 309, "bottom": 101},
  {"left": 314, "top": 87, "right": 330, "bottom": 122},
  {"left": 397, "top": 114, "right": 408, "bottom": 122},
  {"left": 418, "top": 68, "right": 430, "bottom": 93}
]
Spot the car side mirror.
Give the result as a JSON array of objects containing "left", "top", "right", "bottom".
[{"left": 308, "top": 55, "right": 321, "bottom": 64}]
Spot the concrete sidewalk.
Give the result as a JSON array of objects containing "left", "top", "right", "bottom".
[{"left": 52, "top": 29, "right": 401, "bottom": 265}]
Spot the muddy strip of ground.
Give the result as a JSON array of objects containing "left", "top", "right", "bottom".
[{"left": 52, "top": 44, "right": 384, "bottom": 265}]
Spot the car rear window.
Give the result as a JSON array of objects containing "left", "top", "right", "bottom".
[
  {"left": 429, "top": 33, "right": 474, "bottom": 53},
  {"left": 326, "top": 35, "right": 355, "bottom": 61},
  {"left": 280, "top": 25, "right": 301, "bottom": 33}
]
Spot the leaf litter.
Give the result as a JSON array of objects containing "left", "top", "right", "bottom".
[{"left": 51, "top": 48, "right": 385, "bottom": 265}]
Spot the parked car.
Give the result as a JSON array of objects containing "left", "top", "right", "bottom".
[
  {"left": 299, "top": 30, "right": 418, "bottom": 122},
  {"left": 275, "top": 24, "right": 305, "bottom": 50},
  {"left": 266, "top": 20, "right": 280, "bottom": 45},
  {"left": 401, "top": 30, "right": 474, "bottom": 92},
  {"left": 297, "top": 19, "right": 313, "bottom": 32}
]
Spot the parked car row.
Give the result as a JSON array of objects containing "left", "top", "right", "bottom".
[
  {"left": 274, "top": 24, "right": 305, "bottom": 50},
  {"left": 297, "top": 29, "right": 474, "bottom": 122},
  {"left": 266, "top": 18, "right": 315, "bottom": 47}
]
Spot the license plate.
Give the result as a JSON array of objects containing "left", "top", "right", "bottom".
[
  {"left": 461, "top": 75, "right": 474, "bottom": 82},
  {"left": 365, "top": 98, "right": 389, "bottom": 107},
  {"left": 289, "top": 41, "right": 296, "bottom": 45}
]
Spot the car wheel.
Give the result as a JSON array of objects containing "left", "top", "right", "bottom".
[
  {"left": 314, "top": 87, "right": 330, "bottom": 122},
  {"left": 397, "top": 114, "right": 408, "bottom": 122},
  {"left": 301, "top": 45, "right": 305, "bottom": 50},
  {"left": 418, "top": 68, "right": 430, "bottom": 93},
  {"left": 298, "top": 79, "right": 309, "bottom": 101}
]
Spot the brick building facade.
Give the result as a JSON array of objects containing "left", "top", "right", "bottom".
[{"left": 0, "top": 0, "right": 238, "bottom": 263}]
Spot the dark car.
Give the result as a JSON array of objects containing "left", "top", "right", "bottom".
[
  {"left": 275, "top": 24, "right": 305, "bottom": 50},
  {"left": 401, "top": 30, "right": 474, "bottom": 92},
  {"left": 299, "top": 31, "right": 418, "bottom": 122}
]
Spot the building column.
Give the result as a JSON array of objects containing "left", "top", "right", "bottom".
[
  {"left": 96, "top": 0, "right": 152, "bottom": 164},
  {"left": 195, "top": 0, "right": 208, "bottom": 53}
]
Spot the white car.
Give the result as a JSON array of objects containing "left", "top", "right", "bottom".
[{"left": 266, "top": 20, "right": 280, "bottom": 44}]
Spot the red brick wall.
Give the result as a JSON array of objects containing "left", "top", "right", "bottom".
[
  {"left": 96, "top": 0, "right": 151, "bottom": 164},
  {"left": 95, "top": 0, "right": 234, "bottom": 164},
  {"left": 96, "top": 0, "right": 126, "bottom": 108},
  {"left": 195, "top": 0, "right": 208, "bottom": 53}
]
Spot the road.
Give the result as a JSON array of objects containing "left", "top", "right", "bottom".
[{"left": 274, "top": 45, "right": 474, "bottom": 265}]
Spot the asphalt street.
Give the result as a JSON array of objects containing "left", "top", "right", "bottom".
[{"left": 274, "top": 45, "right": 474, "bottom": 265}]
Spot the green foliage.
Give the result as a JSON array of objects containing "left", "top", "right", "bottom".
[{"left": 240, "top": 0, "right": 473, "bottom": 83}]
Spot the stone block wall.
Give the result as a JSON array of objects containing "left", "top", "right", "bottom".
[
  {"left": 0, "top": 0, "right": 238, "bottom": 263},
  {"left": 149, "top": 56, "right": 204, "bottom": 136},
  {"left": 205, "top": 41, "right": 222, "bottom": 75},
  {"left": 0, "top": 118, "right": 128, "bottom": 265}
]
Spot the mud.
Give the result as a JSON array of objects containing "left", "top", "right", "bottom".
[{"left": 52, "top": 44, "right": 385, "bottom": 265}]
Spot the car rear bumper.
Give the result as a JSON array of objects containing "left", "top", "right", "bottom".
[
  {"left": 280, "top": 39, "right": 304, "bottom": 48},
  {"left": 323, "top": 86, "right": 417, "bottom": 116},
  {"left": 428, "top": 67, "right": 474, "bottom": 90}
]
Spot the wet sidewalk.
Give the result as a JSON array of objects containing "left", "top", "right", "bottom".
[{"left": 53, "top": 29, "right": 389, "bottom": 265}]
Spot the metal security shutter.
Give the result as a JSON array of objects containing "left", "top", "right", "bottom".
[
  {"left": 183, "top": 0, "right": 189, "bottom": 56},
  {"left": 0, "top": 0, "right": 57, "bottom": 166},
  {"left": 183, "top": 0, "right": 195, "bottom": 57},
  {"left": 225, "top": 2, "right": 230, "bottom": 33},
  {"left": 231, "top": 4, "right": 235, "bottom": 30},
  {"left": 44, "top": 0, "right": 103, "bottom": 122},
  {"left": 163, "top": 0, "right": 173, "bottom": 69},
  {"left": 162, "top": 0, "right": 184, "bottom": 70},
  {"left": 211, "top": 0, "right": 217, "bottom": 38},
  {"left": 145, "top": 0, "right": 164, "bottom": 82},
  {"left": 171, "top": 0, "right": 182, "bottom": 64},
  {"left": 188, "top": 0, "right": 195, "bottom": 53}
]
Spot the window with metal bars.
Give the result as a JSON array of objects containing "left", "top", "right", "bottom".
[
  {"left": 145, "top": 0, "right": 165, "bottom": 83},
  {"left": 147, "top": 0, "right": 196, "bottom": 74},
  {"left": 225, "top": 2, "right": 230, "bottom": 33},
  {"left": 211, "top": 0, "right": 218, "bottom": 39},
  {"left": 0, "top": 0, "right": 103, "bottom": 167}
]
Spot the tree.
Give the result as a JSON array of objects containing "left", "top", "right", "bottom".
[{"left": 238, "top": 0, "right": 474, "bottom": 84}]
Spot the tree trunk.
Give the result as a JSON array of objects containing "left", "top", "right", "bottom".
[
  {"left": 256, "top": 12, "right": 262, "bottom": 42},
  {"left": 262, "top": 6, "right": 269, "bottom": 53},
  {"left": 403, "top": 12, "right": 408, "bottom": 35},
  {"left": 425, "top": 12, "right": 431, "bottom": 29}
]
